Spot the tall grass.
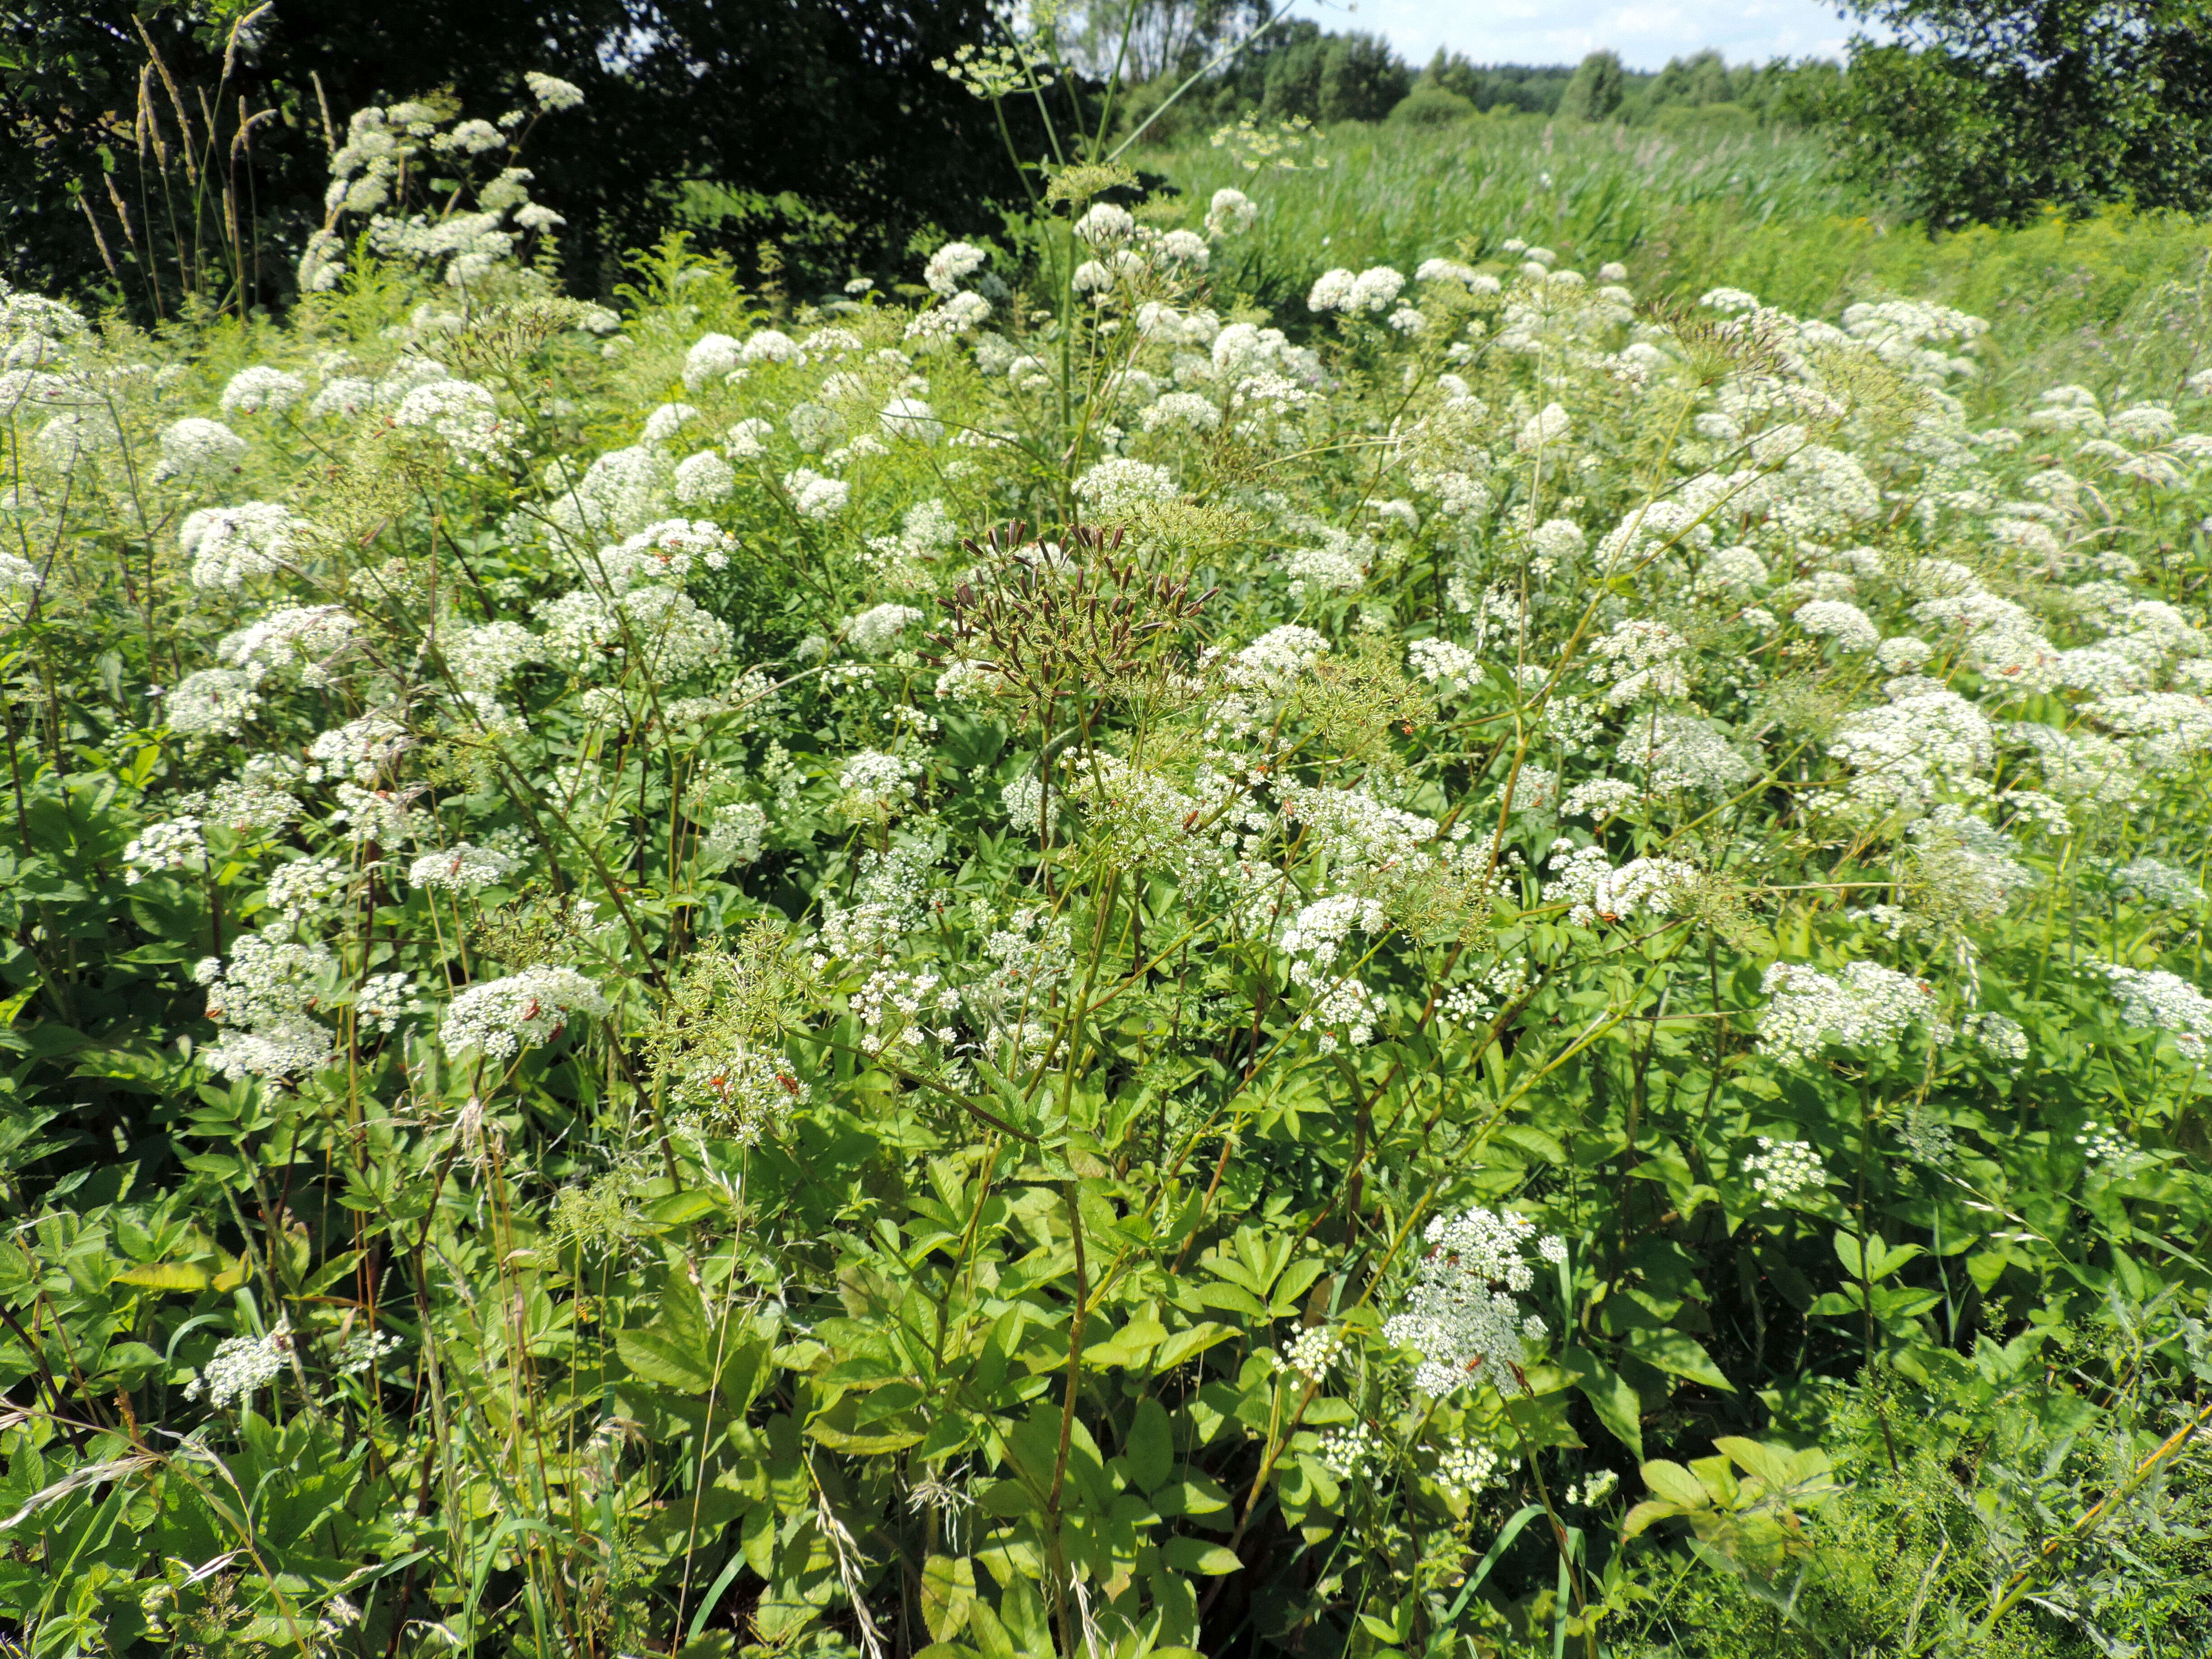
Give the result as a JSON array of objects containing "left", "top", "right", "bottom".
[
  {"left": 1133, "top": 113, "right": 1856, "bottom": 311},
  {"left": 1140, "top": 112, "right": 2212, "bottom": 409}
]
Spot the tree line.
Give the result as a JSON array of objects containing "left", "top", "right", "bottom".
[{"left": 2, "top": 0, "right": 2207, "bottom": 315}]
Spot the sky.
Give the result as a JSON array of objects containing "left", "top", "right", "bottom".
[{"left": 1329, "top": 0, "right": 1877, "bottom": 70}]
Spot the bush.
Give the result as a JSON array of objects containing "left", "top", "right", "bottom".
[
  {"left": 1389, "top": 83, "right": 1478, "bottom": 126},
  {"left": 6, "top": 63, "right": 2212, "bottom": 1659}
]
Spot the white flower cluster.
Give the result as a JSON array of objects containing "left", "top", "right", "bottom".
[
  {"left": 846, "top": 603, "right": 924, "bottom": 653},
  {"left": 1222, "top": 624, "right": 1330, "bottom": 694},
  {"left": 1563, "top": 777, "right": 1646, "bottom": 821},
  {"left": 181, "top": 502, "right": 308, "bottom": 590},
  {"left": 1794, "top": 600, "right": 1880, "bottom": 653},
  {"left": 1383, "top": 1207, "right": 1562, "bottom": 1399},
  {"left": 1285, "top": 1323, "right": 1346, "bottom": 1382},
  {"left": 837, "top": 749, "right": 923, "bottom": 815},
  {"left": 194, "top": 931, "right": 338, "bottom": 1081},
  {"left": 1742, "top": 1137, "right": 1827, "bottom": 1202},
  {"left": 1584, "top": 618, "right": 1689, "bottom": 706},
  {"left": 1317, "top": 1420, "right": 1380, "bottom": 1481},
  {"left": 2095, "top": 963, "right": 2212, "bottom": 1059},
  {"left": 701, "top": 801, "right": 768, "bottom": 869},
  {"left": 1758, "top": 961, "right": 1943, "bottom": 1063},
  {"left": 672, "top": 1039, "right": 809, "bottom": 1143},
  {"left": 1308, "top": 266, "right": 1406, "bottom": 315},
  {"left": 782, "top": 468, "right": 849, "bottom": 518},
  {"left": 266, "top": 857, "right": 351, "bottom": 923},
  {"left": 1407, "top": 637, "right": 1483, "bottom": 691},
  {"left": 393, "top": 378, "right": 511, "bottom": 461},
  {"left": 2075, "top": 1118, "right": 2137, "bottom": 1170},
  {"left": 1279, "top": 892, "right": 1388, "bottom": 1053},
  {"left": 441, "top": 965, "right": 609, "bottom": 1059},
  {"left": 123, "top": 817, "right": 206, "bottom": 884},
  {"left": 2111, "top": 857, "right": 2205, "bottom": 909},
  {"left": 854, "top": 966, "right": 952, "bottom": 1057},
  {"left": 1437, "top": 1442, "right": 1516, "bottom": 1494},
  {"left": 219, "top": 605, "right": 357, "bottom": 689},
  {"left": 819, "top": 843, "right": 935, "bottom": 959},
  {"left": 220, "top": 366, "right": 307, "bottom": 415},
  {"left": 1823, "top": 689, "right": 1995, "bottom": 818},
  {"left": 1074, "top": 458, "right": 1177, "bottom": 517},
  {"left": 153, "top": 417, "right": 247, "bottom": 483},
  {"left": 407, "top": 843, "right": 516, "bottom": 891},
  {"left": 1542, "top": 841, "right": 1695, "bottom": 926},
  {"left": 1001, "top": 774, "right": 1059, "bottom": 838},
  {"left": 185, "top": 1322, "right": 291, "bottom": 1407},
  {"left": 158, "top": 668, "right": 256, "bottom": 737}
]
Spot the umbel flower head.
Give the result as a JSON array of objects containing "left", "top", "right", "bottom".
[
  {"left": 1384, "top": 1207, "right": 1565, "bottom": 1398},
  {"left": 441, "top": 965, "right": 609, "bottom": 1059}
]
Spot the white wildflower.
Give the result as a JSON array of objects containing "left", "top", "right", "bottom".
[
  {"left": 1383, "top": 1207, "right": 1564, "bottom": 1397},
  {"left": 441, "top": 965, "right": 609, "bottom": 1059},
  {"left": 1742, "top": 1138, "right": 1826, "bottom": 1203}
]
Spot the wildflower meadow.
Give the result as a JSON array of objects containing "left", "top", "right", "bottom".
[{"left": 5, "top": 52, "right": 2212, "bottom": 1659}]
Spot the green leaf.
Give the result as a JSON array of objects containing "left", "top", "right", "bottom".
[
  {"left": 649, "top": 1189, "right": 724, "bottom": 1227},
  {"left": 1161, "top": 1537, "right": 1242, "bottom": 1575},
  {"left": 1154, "top": 1322, "right": 1234, "bottom": 1370},
  {"left": 1639, "top": 1459, "right": 1710, "bottom": 1509},
  {"left": 806, "top": 1422, "right": 926, "bottom": 1454},
  {"left": 1120, "top": 1397, "right": 1173, "bottom": 1493},
  {"left": 1713, "top": 1437, "right": 1795, "bottom": 1490},
  {"left": 617, "top": 1326, "right": 715, "bottom": 1393},
  {"left": 1084, "top": 1316, "right": 1166, "bottom": 1368},
  {"left": 112, "top": 1261, "right": 208, "bottom": 1293},
  {"left": 1622, "top": 1327, "right": 1734, "bottom": 1391},
  {"left": 1556, "top": 1348, "right": 1645, "bottom": 1457},
  {"left": 997, "top": 1572, "right": 1055, "bottom": 1659},
  {"left": 1191, "top": 1282, "right": 1269, "bottom": 1318},
  {"left": 921, "top": 1554, "right": 977, "bottom": 1641}
]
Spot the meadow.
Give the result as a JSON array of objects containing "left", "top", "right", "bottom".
[
  {"left": 3, "top": 78, "right": 2212, "bottom": 1659},
  {"left": 1138, "top": 114, "right": 2212, "bottom": 408}
]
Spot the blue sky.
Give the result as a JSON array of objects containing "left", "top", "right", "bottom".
[{"left": 1328, "top": 0, "right": 1877, "bottom": 70}]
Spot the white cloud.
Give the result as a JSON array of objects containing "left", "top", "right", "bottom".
[{"left": 1337, "top": 0, "right": 1877, "bottom": 71}]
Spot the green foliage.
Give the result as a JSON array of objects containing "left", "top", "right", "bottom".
[
  {"left": 1559, "top": 52, "right": 1629, "bottom": 123},
  {"left": 1389, "top": 84, "right": 1478, "bottom": 128},
  {"left": 1417, "top": 56, "right": 1587, "bottom": 118},
  {"left": 8, "top": 34, "right": 2212, "bottom": 1659},
  {"left": 1116, "top": 20, "right": 1413, "bottom": 140},
  {"left": 1134, "top": 118, "right": 1858, "bottom": 320},
  {"left": 0, "top": 0, "right": 1028, "bottom": 313},
  {"left": 1835, "top": 0, "right": 2212, "bottom": 227}
]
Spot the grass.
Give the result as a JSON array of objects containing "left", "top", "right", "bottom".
[{"left": 1139, "top": 111, "right": 2212, "bottom": 409}]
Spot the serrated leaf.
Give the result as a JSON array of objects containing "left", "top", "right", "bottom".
[
  {"left": 1639, "top": 1459, "right": 1710, "bottom": 1508},
  {"left": 617, "top": 1326, "right": 714, "bottom": 1393},
  {"left": 921, "top": 1554, "right": 976, "bottom": 1641}
]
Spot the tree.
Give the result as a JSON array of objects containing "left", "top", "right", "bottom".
[
  {"left": 0, "top": 0, "right": 1026, "bottom": 311},
  {"left": 1558, "top": 49, "right": 1626, "bottom": 121},
  {"left": 1837, "top": 0, "right": 2212, "bottom": 225},
  {"left": 1047, "top": 0, "right": 1267, "bottom": 82},
  {"left": 1315, "top": 31, "right": 1410, "bottom": 122}
]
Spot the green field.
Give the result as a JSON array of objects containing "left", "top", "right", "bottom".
[{"left": 1140, "top": 113, "right": 2212, "bottom": 409}]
